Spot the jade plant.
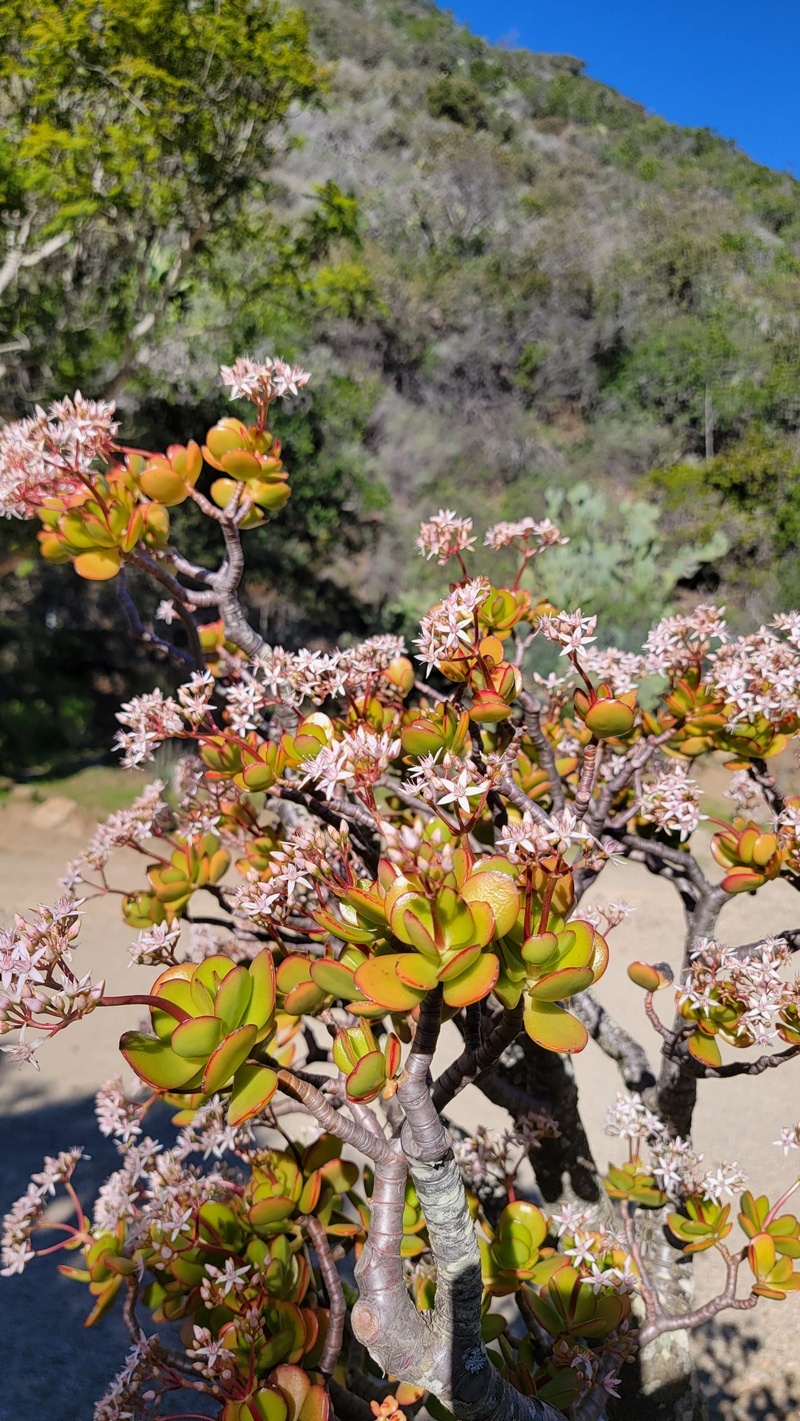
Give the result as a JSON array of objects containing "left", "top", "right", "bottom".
[{"left": 3, "top": 358, "right": 800, "bottom": 1421}]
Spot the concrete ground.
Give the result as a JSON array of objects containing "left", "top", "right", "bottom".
[{"left": 1, "top": 780, "right": 799, "bottom": 1418}]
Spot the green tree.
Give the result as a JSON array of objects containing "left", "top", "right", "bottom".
[{"left": 0, "top": 0, "right": 338, "bottom": 408}]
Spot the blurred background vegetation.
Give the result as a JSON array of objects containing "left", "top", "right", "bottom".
[{"left": 3, "top": 0, "right": 800, "bottom": 774}]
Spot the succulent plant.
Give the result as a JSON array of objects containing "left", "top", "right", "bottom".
[{"left": 120, "top": 950, "right": 278, "bottom": 1124}]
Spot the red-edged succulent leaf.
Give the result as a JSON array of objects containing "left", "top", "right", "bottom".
[
  {"left": 527, "top": 966, "right": 594, "bottom": 1002},
  {"left": 298, "top": 1386, "right": 330, "bottom": 1421},
  {"left": 193, "top": 955, "right": 238, "bottom": 1003},
  {"left": 190, "top": 975, "right": 216, "bottom": 1017},
  {"left": 171, "top": 1015, "right": 225, "bottom": 1059},
  {"left": 213, "top": 964, "right": 253, "bottom": 1029},
  {"left": 297, "top": 1171, "right": 322, "bottom": 1216},
  {"left": 627, "top": 960, "right": 673, "bottom": 991},
  {"left": 202, "top": 1024, "right": 258, "bottom": 1094},
  {"left": 461, "top": 870, "right": 520, "bottom": 937},
  {"left": 346, "top": 1051, "right": 387, "bottom": 1102},
  {"left": 248, "top": 1195, "right": 296, "bottom": 1228},
  {"left": 748, "top": 1231, "right": 777, "bottom": 1279},
  {"left": 319, "top": 1158, "right": 359, "bottom": 1193},
  {"left": 309, "top": 959, "right": 361, "bottom": 999},
  {"left": 555, "top": 921, "right": 595, "bottom": 970},
  {"left": 520, "top": 932, "right": 559, "bottom": 966},
  {"left": 276, "top": 956, "right": 313, "bottom": 993},
  {"left": 227, "top": 1063, "right": 278, "bottom": 1126},
  {"left": 687, "top": 1031, "right": 723, "bottom": 1068},
  {"left": 246, "top": 1387, "right": 290, "bottom": 1421},
  {"left": 383, "top": 1032, "right": 402, "bottom": 1077},
  {"left": 354, "top": 955, "right": 427, "bottom": 1010},
  {"left": 437, "top": 943, "right": 483, "bottom": 982},
  {"left": 119, "top": 1031, "right": 204, "bottom": 1090},
  {"left": 244, "top": 948, "right": 277, "bottom": 1034},
  {"left": 313, "top": 908, "right": 376, "bottom": 945},
  {"left": 343, "top": 887, "right": 388, "bottom": 926},
  {"left": 269, "top": 1366, "right": 315, "bottom": 1421},
  {"left": 589, "top": 929, "right": 610, "bottom": 983},
  {"left": 395, "top": 955, "right": 440, "bottom": 990},
  {"left": 150, "top": 970, "right": 194, "bottom": 1040},
  {"left": 284, "top": 981, "right": 329, "bottom": 1015},
  {"left": 399, "top": 908, "right": 439, "bottom": 959},
  {"left": 523, "top": 1000, "right": 588, "bottom": 1054},
  {"left": 442, "top": 952, "right": 499, "bottom": 1007}
]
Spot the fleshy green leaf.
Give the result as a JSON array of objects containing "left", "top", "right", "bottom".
[{"left": 202, "top": 1023, "right": 258, "bottom": 1094}]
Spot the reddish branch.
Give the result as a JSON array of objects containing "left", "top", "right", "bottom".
[{"left": 302, "top": 1214, "right": 347, "bottom": 1377}]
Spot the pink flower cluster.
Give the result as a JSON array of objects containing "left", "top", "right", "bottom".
[
  {"left": 220, "top": 356, "right": 310, "bottom": 406},
  {"left": 414, "top": 576, "right": 491, "bottom": 672},
  {"left": 0, "top": 394, "right": 118, "bottom": 517},
  {"left": 415, "top": 508, "right": 476, "bottom": 565},
  {"left": 638, "top": 764, "right": 704, "bottom": 841},
  {"left": 643, "top": 604, "right": 728, "bottom": 678}
]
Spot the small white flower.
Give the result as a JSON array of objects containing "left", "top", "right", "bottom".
[{"left": 155, "top": 599, "right": 178, "bottom": 625}]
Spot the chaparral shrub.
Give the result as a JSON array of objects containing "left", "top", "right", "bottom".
[{"left": 2, "top": 358, "right": 800, "bottom": 1421}]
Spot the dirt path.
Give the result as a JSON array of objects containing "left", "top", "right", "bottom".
[{"left": 0, "top": 786, "right": 798, "bottom": 1417}]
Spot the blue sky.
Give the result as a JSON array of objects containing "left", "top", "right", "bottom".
[{"left": 445, "top": 1, "right": 800, "bottom": 174}]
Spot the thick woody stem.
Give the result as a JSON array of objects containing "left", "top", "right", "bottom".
[
  {"left": 573, "top": 741, "right": 600, "bottom": 821},
  {"left": 352, "top": 991, "right": 562, "bottom": 1421},
  {"left": 499, "top": 776, "right": 552, "bottom": 828},
  {"left": 303, "top": 1215, "right": 347, "bottom": 1376},
  {"left": 397, "top": 989, "right": 449, "bottom": 1163},
  {"left": 396, "top": 1022, "right": 563, "bottom": 1420},
  {"left": 215, "top": 518, "right": 266, "bottom": 657},
  {"left": 432, "top": 1002, "right": 524, "bottom": 1112},
  {"left": 410, "top": 1149, "right": 562, "bottom": 1421},
  {"left": 518, "top": 691, "right": 565, "bottom": 814},
  {"left": 122, "top": 1275, "right": 145, "bottom": 1345},
  {"left": 352, "top": 1146, "right": 431, "bottom": 1380},
  {"left": 276, "top": 1070, "right": 390, "bottom": 1163}
]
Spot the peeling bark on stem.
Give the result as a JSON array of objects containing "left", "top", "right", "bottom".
[{"left": 351, "top": 992, "right": 562, "bottom": 1421}]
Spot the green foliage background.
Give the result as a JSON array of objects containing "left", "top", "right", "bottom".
[{"left": 3, "top": 0, "right": 800, "bottom": 772}]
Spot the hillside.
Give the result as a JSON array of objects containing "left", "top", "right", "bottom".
[
  {"left": 4, "top": 0, "right": 800, "bottom": 769},
  {"left": 152, "top": 0, "right": 800, "bottom": 620}
]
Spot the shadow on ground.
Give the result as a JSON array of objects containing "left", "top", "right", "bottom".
[
  {"left": 2, "top": 1081, "right": 799, "bottom": 1421},
  {"left": 0, "top": 1082, "right": 202, "bottom": 1419},
  {"left": 0, "top": 1090, "right": 130, "bottom": 1418},
  {"left": 611, "top": 1316, "right": 800, "bottom": 1421}
]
